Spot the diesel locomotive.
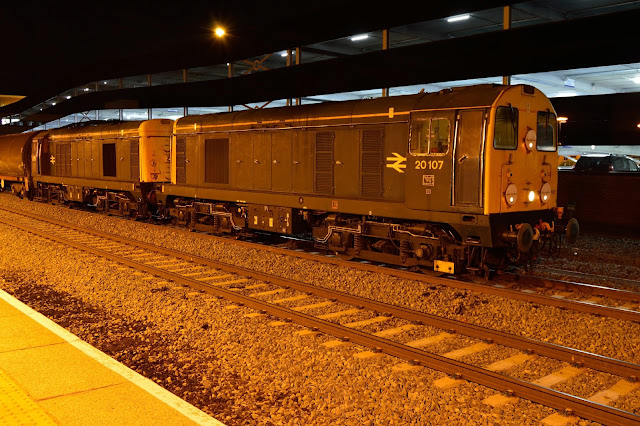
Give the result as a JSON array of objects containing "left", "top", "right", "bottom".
[{"left": 0, "top": 84, "right": 579, "bottom": 274}]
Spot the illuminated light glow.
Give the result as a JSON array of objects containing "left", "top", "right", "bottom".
[
  {"left": 557, "top": 116, "right": 568, "bottom": 123},
  {"left": 214, "top": 27, "right": 226, "bottom": 38},
  {"left": 632, "top": 76, "right": 640, "bottom": 84},
  {"left": 66, "top": 95, "right": 71, "bottom": 99},
  {"left": 543, "top": 194, "right": 548, "bottom": 201},
  {"left": 528, "top": 142, "right": 533, "bottom": 148},
  {"left": 52, "top": 102, "right": 56, "bottom": 105},
  {"left": 509, "top": 196, "right": 514, "bottom": 203},
  {"left": 637, "top": 123, "right": 640, "bottom": 128},
  {"left": 447, "top": 14, "right": 470, "bottom": 22},
  {"left": 591, "top": 145, "right": 596, "bottom": 150},
  {"left": 528, "top": 191, "right": 535, "bottom": 203},
  {"left": 350, "top": 34, "right": 369, "bottom": 41}
]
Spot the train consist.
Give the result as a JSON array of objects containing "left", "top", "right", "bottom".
[{"left": 0, "top": 84, "right": 578, "bottom": 274}]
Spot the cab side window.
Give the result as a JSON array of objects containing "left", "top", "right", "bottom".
[
  {"left": 410, "top": 118, "right": 450, "bottom": 155},
  {"left": 537, "top": 111, "right": 557, "bottom": 152},
  {"left": 493, "top": 106, "right": 518, "bottom": 150}
]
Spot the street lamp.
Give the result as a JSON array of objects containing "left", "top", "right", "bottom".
[{"left": 214, "top": 27, "right": 226, "bottom": 38}]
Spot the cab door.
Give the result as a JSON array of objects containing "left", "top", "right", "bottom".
[
  {"left": 405, "top": 111, "right": 454, "bottom": 211},
  {"left": 453, "top": 109, "right": 485, "bottom": 209}
]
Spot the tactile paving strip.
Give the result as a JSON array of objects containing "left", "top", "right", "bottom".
[{"left": 0, "top": 368, "right": 57, "bottom": 425}]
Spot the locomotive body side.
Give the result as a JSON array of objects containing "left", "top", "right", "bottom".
[
  {"left": 30, "top": 119, "right": 172, "bottom": 215},
  {"left": 165, "top": 84, "right": 566, "bottom": 272}
]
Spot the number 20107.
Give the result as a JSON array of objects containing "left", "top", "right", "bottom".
[{"left": 415, "top": 160, "right": 443, "bottom": 170}]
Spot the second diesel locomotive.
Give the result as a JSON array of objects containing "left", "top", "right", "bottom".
[{"left": 0, "top": 84, "right": 579, "bottom": 274}]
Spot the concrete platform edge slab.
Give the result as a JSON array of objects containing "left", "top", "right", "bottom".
[{"left": 0, "top": 289, "right": 224, "bottom": 426}]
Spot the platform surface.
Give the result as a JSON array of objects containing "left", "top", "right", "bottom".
[{"left": 0, "top": 289, "right": 223, "bottom": 425}]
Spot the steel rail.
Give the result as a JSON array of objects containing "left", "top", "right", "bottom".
[
  {"left": 1, "top": 216, "right": 639, "bottom": 425},
  {"left": 531, "top": 267, "right": 640, "bottom": 292},
  {"left": 4, "top": 202, "right": 639, "bottom": 319},
  {"left": 1, "top": 206, "right": 640, "bottom": 379}
]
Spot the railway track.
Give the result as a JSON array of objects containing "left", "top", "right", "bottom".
[
  {"left": 1, "top": 206, "right": 640, "bottom": 425},
  {"left": 532, "top": 266, "right": 640, "bottom": 289},
  {"left": 3, "top": 198, "right": 639, "bottom": 324}
]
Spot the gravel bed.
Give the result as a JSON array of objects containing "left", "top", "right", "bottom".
[
  {"left": 553, "top": 370, "right": 619, "bottom": 400},
  {"left": 0, "top": 221, "right": 572, "bottom": 425},
  {"left": 2, "top": 194, "right": 638, "bottom": 423}
]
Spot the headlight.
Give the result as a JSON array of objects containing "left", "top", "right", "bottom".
[
  {"left": 505, "top": 184, "right": 517, "bottom": 206},
  {"left": 528, "top": 190, "right": 535, "bottom": 203},
  {"left": 540, "top": 183, "right": 551, "bottom": 205}
]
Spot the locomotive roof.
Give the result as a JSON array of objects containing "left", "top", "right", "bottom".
[{"left": 175, "top": 84, "right": 521, "bottom": 133}]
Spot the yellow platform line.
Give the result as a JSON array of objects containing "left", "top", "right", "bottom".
[
  {"left": 0, "top": 368, "right": 57, "bottom": 425},
  {"left": 0, "top": 289, "right": 222, "bottom": 426}
]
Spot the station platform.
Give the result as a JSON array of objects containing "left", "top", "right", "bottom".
[{"left": 0, "top": 289, "right": 223, "bottom": 425}]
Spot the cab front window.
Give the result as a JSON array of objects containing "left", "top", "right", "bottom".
[
  {"left": 410, "top": 118, "right": 450, "bottom": 155},
  {"left": 493, "top": 106, "right": 518, "bottom": 150},
  {"left": 537, "top": 111, "right": 557, "bottom": 151}
]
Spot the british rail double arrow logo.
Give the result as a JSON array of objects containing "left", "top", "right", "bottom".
[{"left": 386, "top": 152, "right": 407, "bottom": 173}]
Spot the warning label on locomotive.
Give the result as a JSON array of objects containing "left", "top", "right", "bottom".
[{"left": 422, "top": 175, "right": 435, "bottom": 186}]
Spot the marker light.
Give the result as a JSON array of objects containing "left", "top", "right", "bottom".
[
  {"left": 447, "top": 14, "right": 470, "bottom": 22},
  {"left": 528, "top": 190, "right": 535, "bottom": 203},
  {"left": 505, "top": 184, "right": 517, "bottom": 206},
  {"left": 540, "top": 183, "right": 551, "bottom": 205}
]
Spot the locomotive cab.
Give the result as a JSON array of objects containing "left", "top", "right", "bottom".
[{"left": 403, "top": 84, "right": 576, "bottom": 271}]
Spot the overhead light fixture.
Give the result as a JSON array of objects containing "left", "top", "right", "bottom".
[
  {"left": 447, "top": 14, "right": 470, "bottom": 23},
  {"left": 66, "top": 95, "right": 71, "bottom": 99},
  {"left": 632, "top": 76, "right": 640, "bottom": 84},
  {"left": 214, "top": 27, "right": 226, "bottom": 38},
  {"left": 350, "top": 34, "right": 368, "bottom": 41},
  {"left": 557, "top": 116, "right": 568, "bottom": 124}
]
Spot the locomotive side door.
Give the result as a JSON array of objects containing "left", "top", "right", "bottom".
[
  {"left": 453, "top": 109, "right": 485, "bottom": 209},
  {"left": 405, "top": 111, "right": 454, "bottom": 211},
  {"left": 252, "top": 132, "right": 272, "bottom": 190},
  {"left": 271, "top": 132, "right": 292, "bottom": 192}
]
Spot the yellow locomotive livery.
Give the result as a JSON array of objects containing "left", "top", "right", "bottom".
[{"left": 0, "top": 84, "right": 578, "bottom": 274}]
